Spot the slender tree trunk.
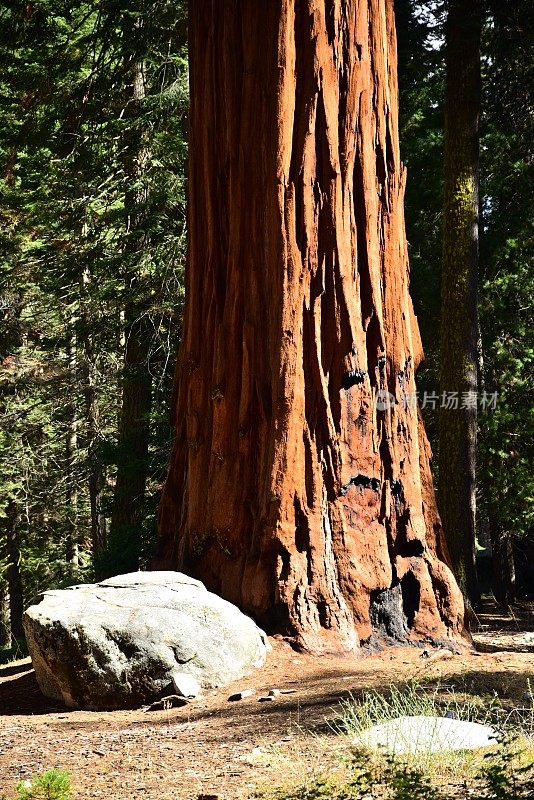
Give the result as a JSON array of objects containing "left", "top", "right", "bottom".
[
  {"left": 438, "top": 0, "right": 481, "bottom": 606},
  {"left": 110, "top": 311, "right": 153, "bottom": 571},
  {"left": 117, "top": 309, "right": 126, "bottom": 427},
  {"left": 489, "top": 519, "right": 516, "bottom": 606},
  {"left": 5, "top": 501, "right": 24, "bottom": 641},
  {"left": 88, "top": 468, "right": 107, "bottom": 573},
  {"left": 109, "top": 56, "right": 153, "bottom": 573},
  {"left": 1, "top": 304, "right": 22, "bottom": 646},
  {"left": 80, "top": 268, "right": 107, "bottom": 570},
  {"left": 0, "top": 575, "right": 10, "bottom": 648},
  {"left": 65, "top": 322, "right": 79, "bottom": 571},
  {"left": 158, "top": 0, "right": 466, "bottom": 652}
]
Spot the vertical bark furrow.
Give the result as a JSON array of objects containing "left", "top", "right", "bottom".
[{"left": 157, "top": 0, "right": 466, "bottom": 653}]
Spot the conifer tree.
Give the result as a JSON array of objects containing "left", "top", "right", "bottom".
[{"left": 439, "top": 0, "right": 482, "bottom": 604}]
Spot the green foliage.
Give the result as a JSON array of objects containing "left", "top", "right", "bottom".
[
  {"left": 396, "top": 0, "right": 533, "bottom": 592},
  {"left": 0, "top": 769, "right": 72, "bottom": 800},
  {"left": 0, "top": 637, "right": 28, "bottom": 665},
  {"left": 267, "top": 752, "right": 443, "bottom": 799},
  {"left": 477, "top": 0, "right": 534, "bottom": 556},
  {"left": 382, "top": 756, "right": 440, "bottom": 800},
  {"left": 396, "top": 0, "right": 445, "bottom": 428},
  {"left": 269, "top": 746, "right": 534, "bottom": 800},
  {"left": 481, "top": 744, "right": 534, "bottom": 800},
  {"left": 264, "top": 679, "right": 534, "bottom": 798},
  {"left": 0, "top": 0, "right": 187, "bottom": 623},
  {"left": 0, "top": 0, "right": 531, "bottom": 634}
]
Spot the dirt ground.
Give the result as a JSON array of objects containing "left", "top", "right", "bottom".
[{"left": 1, "top": 602, "right": 533, "bottom": 800}]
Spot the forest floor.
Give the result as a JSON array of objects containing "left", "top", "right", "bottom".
[{"left": 1, "top": 600, "right": 533, "bottom": 800}]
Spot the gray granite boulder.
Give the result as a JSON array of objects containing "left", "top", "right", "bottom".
[{"left": 23, "top": 571, "right": 270, "bottom": 710}]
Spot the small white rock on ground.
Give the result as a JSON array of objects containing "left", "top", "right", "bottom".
[
  {"left": 228, "top": 689, "right": 256, "bottom": 701},
  {"left": 171, "top": 670, "right": 201, "bottom": 698},
  {"left": 355, "top": 716, "right": 499, "bottom": 754}
]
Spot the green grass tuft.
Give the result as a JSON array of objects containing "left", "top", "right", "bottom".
[
  {"left": 267, "top": 746, "right": 534, "bottom": 800},
  {"left": 1, "top": 769, "right": 72, "bottom": 800}
]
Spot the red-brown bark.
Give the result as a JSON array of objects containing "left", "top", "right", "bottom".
[{"left": 157, "top": 0, "right": 466, "bottom": 652}]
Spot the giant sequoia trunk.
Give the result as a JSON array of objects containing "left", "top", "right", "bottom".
[
  {"left": 158, "top": 0, "right": 465, "bottom": 652},
  {"left": 439, "top": 0, "right": 481, "bottom": 605}
]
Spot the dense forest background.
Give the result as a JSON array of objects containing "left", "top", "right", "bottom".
[{"left": 0, "top": 0, "right": 532, "bottom": 651}]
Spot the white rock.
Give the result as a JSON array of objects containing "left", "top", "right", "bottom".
[
  {"left": 24, "top": 571, "right": 270, "bottom": 710},
  {"left": 228, "top": 689, "right": 255, "bottom": 701},
  {"left": 355, "top": 715, "right": 499, "bottom": 754},
  {"left": 171, "top": 670, "right": 201, "bottom": 698}
]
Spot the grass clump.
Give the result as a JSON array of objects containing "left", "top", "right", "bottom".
[
  {"left": 339, "top": 679, "right": 534, "bottom": 784},
  {"left": 266, "top": 680, "right": 534, "bottom": 799},
  {"left": 335, "top": 679, "right": 500, "bottom": 736},
  {"left": 0, "top": 638, "right": 28, "bottom": 666},
  {"left": 268, "top": 747, "right": 534, "bottom": 800},
  {"left": 336, "top": 680, "right": 444, "bottom": 734},
  {"left": 267, "top": 751, "right": 443, "bottom": 799},
  {"left": 1, "top": 769, "right": 72, "bottom": 800},
  {"left": 480, "top": 742, "right": 534, "bottom": 800}
]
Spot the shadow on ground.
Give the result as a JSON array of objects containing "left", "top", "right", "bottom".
[
  {"left": 0, "top": 661, "right": 60, "bottom": 715},
  {"left": 0, "top": 661, "right": 32, "bottom": 679}
]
